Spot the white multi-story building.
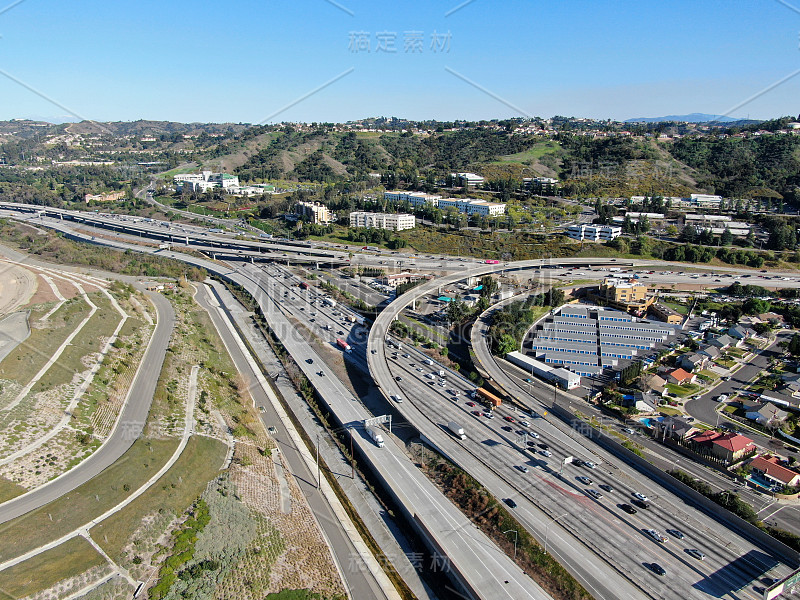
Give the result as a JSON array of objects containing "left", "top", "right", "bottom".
[
  {"left": 349, "top": 212, "right": 416, "bottom": 231},
  {"left": 383, "top": 191, "right": 505, "bottom": 216},
  {"left": 174, "top": 171, "right": 240, "bottom": 192},
  {"left": 566, "top": 224, "right": 621, "bottom": 242},
  {"left": 383, "top": 191, "right": 441, "bottom": 208},
  {"left": 452, "top": 172, "right": 485, "bottom": 188},
  {"left": 296, "top": 201, "right": 332, "bottom": 224},
  {"left": 437, "top": 198, "right": 506, "bottom": 216}
]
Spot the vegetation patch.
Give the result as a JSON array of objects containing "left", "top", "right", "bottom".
[{"left": 0, "top": 536, "right": 105, "bottom": 599}]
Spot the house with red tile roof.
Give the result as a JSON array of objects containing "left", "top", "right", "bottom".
[
  {"left": 749, "top": 455, "right": 800, "bottom": 488},
  {"left": 667, "top": 368, "right": 696, "bottom": 385},
  {"left": 688, "top": 430, "right": 755, "bottom": 463}
]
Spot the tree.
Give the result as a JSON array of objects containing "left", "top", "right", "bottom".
[
  {"left": 720, "top": 227, "right": 734, "bottom": 246},
  {"left": 742, "top": 297, "right": 771, "bottom": 315},
  {"left": 665, "top": 224, "right": 678, "bottom": 237},
  {"left": 788, "top": 333, "right": 800, "bottom": 357},
  {"left": 680, "top": 224, "right": 698, "bottom": 244},
  {"left": 479, "top": 275, "right": 499, "bottom": 298},
  {"left": 496, "top": 333, "right": 519, "bottom": 355}
]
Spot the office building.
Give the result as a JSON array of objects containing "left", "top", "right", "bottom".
[{"left": 349, "top": 212, "right": 416, "bottom": 231}]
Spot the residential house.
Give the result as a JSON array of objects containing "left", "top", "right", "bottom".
[
  {"left": 728, "top": 325, "right": 756, "bottom": 340},
  {"left": 758, "top": 312, "right": 785, "bottom": 326},
  {"left": 698, "top": 345, "right": 721, "bottom": 361},
  {"left": 745, "top": 402, "right": 789, "bottom": 426},
  {"left": 749, "top": 455, "right": 800, "bottom": 488},
  {"left": 709, "top": 334, "right": 738, "bottom": 349},
  {"left": 645, "top": 374, "right": 666, "bottom": 394},
  {"left": 656, "top": 416, "right": 697, "bottom": 441},
  {"left": 689, "top": 430, "right": 756, "bottom": 463},
  {"left": 667, "top": 368, "right": 697, "bottom": 385},
  {"left": 622, "top": 391, "right": 659, "bottom": 413},
  {"left": 678, "top": 353, "right": 707, "bottom": 372}
]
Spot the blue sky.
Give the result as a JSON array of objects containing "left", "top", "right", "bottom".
[{"left": 1, "top": 0, "right": 798, "bottom": 123}]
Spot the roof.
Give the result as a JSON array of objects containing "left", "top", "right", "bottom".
[
  {"left": 753, "top": 403, "right": 789, "bottom": 420},
  {"left": 749, "top": 455, "right": 800, "bottom": 485},
  {"left": 668, "top": 368, "right": 694, "bottom": 382},
  {"left": 690, "top": 430, "right": 720, "bottom": 445},
  {"left": 710, "top": 433, "right": 755, "bottom": 453}
]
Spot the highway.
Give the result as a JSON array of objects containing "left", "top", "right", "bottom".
[
  {"left": 0, "top": 286, "right": 174, "bottom": 523},
  {"left": 370, "top": 261, "right": 797, "bottom": 600},
  {"left": 233, "top": 262, "right": 551, "bottom": 600},
  {"left": 193, "top": 282, "right": 394, "bottom": 600},
  {"left": 4, "top": 203, "right": 800, "bottom": 597}
]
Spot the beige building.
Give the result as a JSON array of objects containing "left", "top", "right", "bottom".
[
  {"left": 595, "top": 277, "right": 653, "bottom": 315},
  {"left": 296, "top": 201, "right": 332, "bottom": 224}
]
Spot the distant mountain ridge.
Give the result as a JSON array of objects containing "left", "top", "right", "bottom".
[{"left": 625, "top": 113, "right": 745, "bottom": 124}]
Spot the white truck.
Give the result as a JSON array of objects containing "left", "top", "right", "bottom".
[
  {"left": 438, "top": 369, "right": 446, "bottom": 377},
  {"left": 322, "top": 297, "right": 336, "bottom": 308},
  {"left": 447, "top": 421, "right": 466, "bottom": 440},
  {"left": 366, "top": 425, "right": 385, "bottom": 448}
]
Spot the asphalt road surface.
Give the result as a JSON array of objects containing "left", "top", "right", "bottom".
[{"left": 0, "top": 291, "right": 174, "bottom": 523}]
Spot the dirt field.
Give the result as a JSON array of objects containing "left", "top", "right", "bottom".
[{"left": 0, "top": 263, "right": 38, "bottom": 317}]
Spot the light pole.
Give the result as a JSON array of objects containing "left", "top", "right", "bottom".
[
  {"left": 503, "top": 529, "right": 518, "bottom": 560},
  {"left": 545, "top": 512, "right": 570, "bottom": 555}
]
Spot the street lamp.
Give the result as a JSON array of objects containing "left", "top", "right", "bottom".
[
  {"left": 545, "top": 512, "right": 570, "bottom": 555},
  {"left": 502, "top": 529, "right": 518, "bottom": 560}
]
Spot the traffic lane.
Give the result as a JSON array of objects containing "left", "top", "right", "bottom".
[
  {"left": 455, "top": 356, "right": 794, "bottom": 591},
  {"left": 384, "top": 360, "right": 748, "bottom": 599},
  {"left": 195, "top": 284, "right": 390, "bottom": 600},
  {"left": 0, "top": 290, "right": 174, "bottom": 523}
]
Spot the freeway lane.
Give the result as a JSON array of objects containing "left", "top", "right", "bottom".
[
  {"left": 468, "top": 305, "right": 795, "bottom": 596},
  {"left": 194, "top": 282, "right": 392, "bottom": 600},
  {"left": 234, "top": 263, "right": 552, "bottom": 600},
  {"left": 370, "top": 261, "right": 797, "bottom": 600},
  {"left": 384, "top": 345, "right": 786, "bottom": 599},
  {"left": 0, "top": 288, "right": 174, "bottom": 523}
]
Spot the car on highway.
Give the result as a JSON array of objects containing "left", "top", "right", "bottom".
[
  {"left": 686, "top": 549, "right": 706, "bottom": 560},
  {"left": 647, "top": 563, "right": 666, "bottom": 576},
  {"left": 395, "top": 376, "right": 403, "bottom": 382},
  {"left": 466, "top": 401, "right": 475, "bottom": 407},
  {"left": 584, "top": 461, "right": 597, "bottom": 469},
  {"left": 586, "top": 489, "right": 603, "bottom": 500},
  {"left": 516, "top": 465, "right": 529, "bottom": 473},
  {"left": 472, "top": 410, "right": 483, "bottom": 416},
  {"left": 577, "top": 476, "right": 593, "bottom": 485},
  {"left": 504, "top": 498, "right": 517, "bottom": 508},
  {"left": 599, "top": 484, "right": 614, "bottom": 493},
  {"left": 524, "top": 378, "right": 533, "bottom": 382},
  {"left": 623, "top": 427, "right": 636, "bottom": 434},
  {"left": 484, "top": 412, "right": 495, "bottom": 419},
  {"left": 619, "top": 503, "right": 637, "bottom": 514},
  {"left": 540, "top": 449, "right": 552, "bottom": 457},
  {"left": 667, "top": 529, "right": 685, "bottom": 539},
  {"left": 632, "top": 492, "right": 650, "bottom": 502},
  {"left": 528, "top": 431, "right": 540, "bottom": 438},
  {"left": 504, "top": 416, "right": 515, "bottom": 423},
  {"left": 520, "top": 420, "right": 530, "bottom": 427},
  {"left": 392, "top": 395, "right": 404, "bottom": 403},
  {"left": 306, "top": 358, "right": 314, "bottom": 364},
  {"left": 572, "top": 458, "right": 584, "bottom": 467},
  {"left": 502, "top": 426, "right": 513, "bottom": 432},
  {"left": 402, "top": 353, "right": 410, "bottom": 358},
  {"left": 631, "top": 498, "right": 650, "bottom": 509},
  {"left": 644, "top": 529, "right": 667, "bottom": 543},
  {"left": 267, "top": 426, "right": 278, "bottom": 434}
]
